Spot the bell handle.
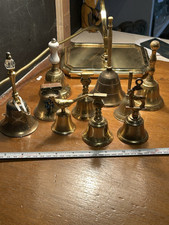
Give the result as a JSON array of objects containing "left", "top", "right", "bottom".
[{"left": 48, "top": 38, "right": 60, "bottom": 65}]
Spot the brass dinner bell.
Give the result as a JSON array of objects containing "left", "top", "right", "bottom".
[
  {"left": 72, "top": 72, "right": 94, "bottom": 120},
  {"left": 51, "top": 94, "right": 89, "bottom": 135},
  {"left": 45, "top": 38, "right": 71, "bottom": 99},
  {"left": 82, "top": 93, "right": 113, "bottom": 147},
  {"left": 117, "top": 78, "right": 148, "bottom": 145},
  {"left": 34, "top": 83, "right": 62, "bottom": 121},
  {"left": 0, "top": 52, "right": 38, "bottom": 138},
  {"left": 114, "top": 71, "right": 134, "bottom": 121},
  {"left": 137, "top": 40, "right": 164, "bottom": 111},
  {"left": 91, "top": 16, "right": 125, "bottom": 107}
]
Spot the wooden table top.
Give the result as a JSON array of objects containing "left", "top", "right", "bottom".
[{"left": 0, "top": 61, "right": 169, "bottom": 225}]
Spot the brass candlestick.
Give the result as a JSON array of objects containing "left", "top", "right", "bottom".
[
  {"left": 45, "top": 38, "right": 71, "bottom": 99},
  {"left": 137, "top": 40, "right": 164, "bottom": 110},
  {"left": 0, "top": 52, "right": 38, "bottom": 137},
  {"left": 117, "top": 79, "right": 148, "bottom": 145},
  {"left": 82, "top": 93, "right": 113, "bottom": 147},
  {"left": 91, "top": 16, "right": 125, "bottom": 107},
  {"left": 72, "top": 72, "right": 94, "bottom": 120}
]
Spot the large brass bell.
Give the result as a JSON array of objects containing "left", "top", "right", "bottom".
[
  {"left": 117, "top": 79, "right": 148, "bottom": 145},
  {"left": 114, "top": 71, "right": 134, "bottom": 121},
  {"left": 91, "top": 16, "right": 125, "bottom": 107},
  {"left": 137, "top": 40, "right": 164, "bottom": 111},
  {"left": 72, "top": 72, "right": 94, "bottom": 120},
  {"left": 45, "top": 38, "right": 71, "bottom": 99},
  {"left": 51, "top": 95, "right": 89, "bottom": 135},
  {"left": 34, "top": 83, "right": 62, "bottom": 121},
  {"left": 82, "top": 93, "right": 113, "bottom": 147},
  {"left": 0, "top": 52, "right": 38, "bottom": 138}
]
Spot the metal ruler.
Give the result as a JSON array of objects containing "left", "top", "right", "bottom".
[{"left": 0, "top": 148, "right": 169, "bottom": 160}]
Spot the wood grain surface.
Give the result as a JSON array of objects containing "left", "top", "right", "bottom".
[{"left": 0, "top": 61, "right": 169, "bottom": 225}]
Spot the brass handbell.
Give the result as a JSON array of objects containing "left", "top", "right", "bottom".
[
  {"left": 137, "top": 40, "right": 164, "bottom": 111},
  {"left": 0, "top": 52, "right": 38, "bottom": 138},
  {"left": 45, "top": 38, "right": 71, "bottom": 99},
  {"left": 91, "top": 16, "right": 125, "bottom": 107},
  {"left": 51, "top": 94, "right": 89, "bottom": 135},
  {"left": 34, "top": 83, "right": 62, "bottom": 121},
  {"left": 117, "top": 79, "right": 148, "bottom": 145},
  {"left": 72, "top": 72, "right": 94, "bottom": 120},
  {"left": 82, "top": 93, "right": 113, "bottom": 147},
  {"left": 114, "top": 72, "right": 133, "bottom": 121}
]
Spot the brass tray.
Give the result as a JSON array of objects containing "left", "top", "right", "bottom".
[{"left": 60, "top": 43, "right": 149, "bottom": 78}]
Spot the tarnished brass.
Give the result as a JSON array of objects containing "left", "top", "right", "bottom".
[
  {"left": 82, "top": 93, "right": 113, "bottom": 147},
  {"left": 91, "top": 17, "right": 125, "bottom": 107},
  {"left": 117, "top": 79, "right": 148, "bottom": 145},
  {"left": 45, "top": 38, "right": 71, "bottom": 99},
  {"left": 137, "top": 40, "right": 164, "bottom": 111},
  {"left": 114, "top": 72, "right": 134, "bottom": 121},
  {"left": 34, "top": 83, "right": 62, "bottom": 121},
  {"left": 0, "top": 52, "right": 38, "bottom": 137},
  {"left": 51, "top": 94, "right": 89, "bottom": 135},
  {"left": 72, "top": 72, "right": 94, "bottom": 120}
]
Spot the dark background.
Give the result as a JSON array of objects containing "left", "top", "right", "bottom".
[{"left": 0, "top": 0, "right": 56, "bottom": 96}]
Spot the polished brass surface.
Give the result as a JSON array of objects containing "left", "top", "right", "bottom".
[
  {"left": 51, "top": 94, "right": 89, "bottom": 135},
  {"left": 137, "top": 40, "right": 164, "bottom": 111},
  {"left": 117, "top": 79, "right": 148, "bottom": 145},
  {"left": 82, "top": 93, "right": 113, "bottom": 147},
  {"left": 114, "top": 72, "right": 134, "bottom": 121},
  {"left": 61, "top": 43, "right": 149, "bottom": 78},
  {"left": 34, "top": 83, "right": 62, "bottom": 121},
  {"left": 72, "top": 72, "right": 94, "bottom": 120},
  {"left": 91, "top": 17, "right": 125, "bottom": 107},
  {"left": 0, "top": 52, "right": 38, "bottom": 137},
  {"left": 45, "top": 38, "right": 71, "bottom": 99}
]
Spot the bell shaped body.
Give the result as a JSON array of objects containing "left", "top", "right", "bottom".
[
  {"left": 92, "top": 68, "right": 125, "bottom": 107},
  {"left": 72, "top": 96, "right": 94, "bottom": 120},
  {"left": 0, "top": 100, "right": 38, "bottom": 138},
  {"left": 52, "top": 108, "right": 75, "bottom": 135},
  {"left": 114, "top": 95, "right": 133, "bottom": 122},
  {"left": 82, "top": 117, "right": 113, "bottom": 147},
  {"left": 117, "top": 113, "right": 148, "bottom": 145},
  {"left": 138, "top": 75, "right": 164, "bottom": 111}
]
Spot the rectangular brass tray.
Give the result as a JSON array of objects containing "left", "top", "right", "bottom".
[{"left": 60, "top": 43, "right": 149, "bottom": 78}]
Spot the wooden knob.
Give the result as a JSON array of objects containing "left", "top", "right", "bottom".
[{"left": 48, "top": 38, "right": 60, "bottom": 65}]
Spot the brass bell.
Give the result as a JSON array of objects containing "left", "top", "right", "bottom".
[
  {"left": 114, "top": 71, "right": 133, "bottom": 121},
  {"left": 117, "top": 79, "right": 148, "bottom": 145},
  {"left": 34, "top": 83, "right": 62, "bottom": 121},
  {"left": 51, "top": 95, "right": 89, "bottom": 135},
  {"left": 45, "top": 38, "right": 71, "bottom": 99},
  {"left": 137, "top": 40, "right": 164, "bottom": 111},
  {"left": 72, "top": 72, "right": 94, "bottom": 120},
  {"left": 82, "top": 93, "right": 113, "bottom": 147},
  {"left": 0, "top": 52, "right": 38, "bottom": 138},
  {"left": 91, "top": 17, "right": 125, "bottom": 107}
]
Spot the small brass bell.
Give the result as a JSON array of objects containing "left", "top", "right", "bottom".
[
  {"left": 117, "top": 79, "right": 148, "bottom": 145},
  {"left": 51, "top": 94, "right": 89, "bottom": 135},
  {"left": 34, "top": 83, "right": 62, "bottom": 121},
  {"left": 0, "top": 52, "right": 38, "bottom": 138},
  {"left": 72, "top": 72, "right": 94, "bottom": 120},
  {"left": 82, "top": 93, "right": 113, "bottom": 147},
  {"left": 114, "top": 71, "right": 134, "bottom": 121},
  {"left": 137, "top": 40, "right": 164, "bottom": 111},
  {"left": 45, "top": 38, "right": 71, "bottom": 99},
  {"left": 91, "top": 16, "right": 125, "bottom": 107}
]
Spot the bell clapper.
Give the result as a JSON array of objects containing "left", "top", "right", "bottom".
[
  {"left": 45, "top": 38, "right": 71, "bottom": 98},
  {"left": 117, "top": 78, "right": 148, "bottom": 145},
  {"left": 72, "top": 72, "right": 95, "bottom": 120}
]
